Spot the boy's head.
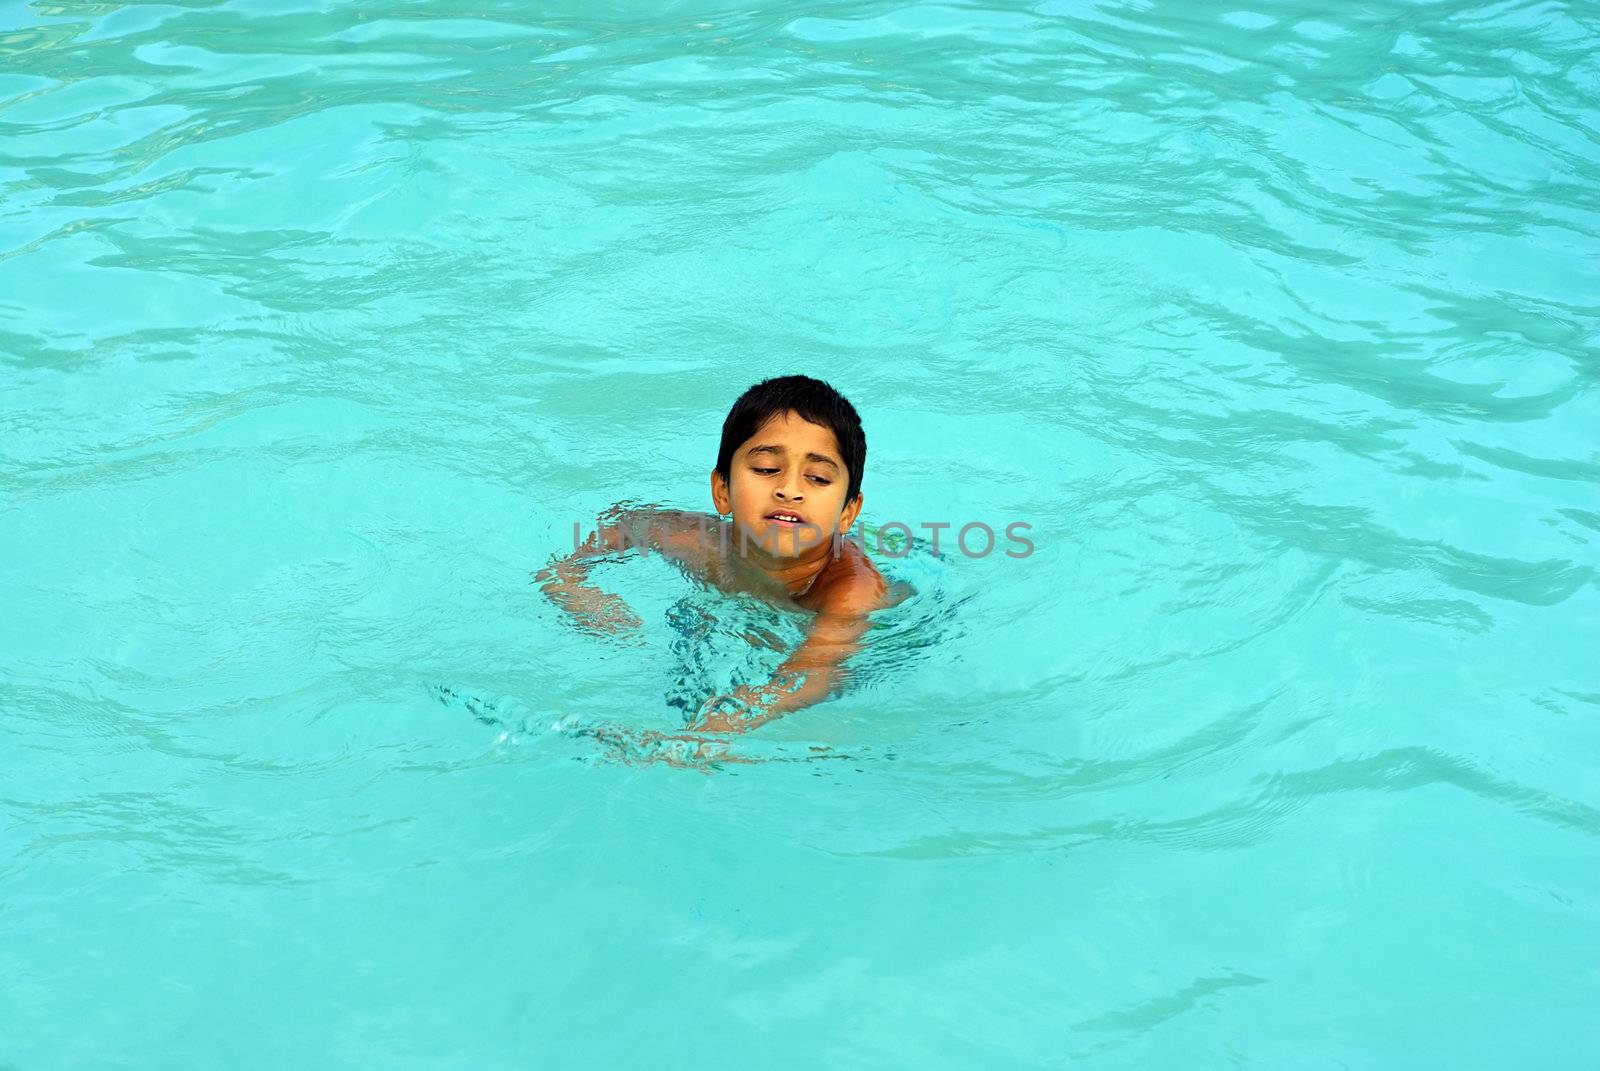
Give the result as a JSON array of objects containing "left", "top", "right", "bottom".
[{"left": 711, "top": 375, "right": 866, "bottom": 558}]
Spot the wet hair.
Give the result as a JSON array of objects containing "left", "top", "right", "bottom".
[{"left": 716, "top": 375, "right": 866, "bottom": 503}]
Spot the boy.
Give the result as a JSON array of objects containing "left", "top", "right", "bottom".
[{"left": 536, "top": 375, "right": 888, "bottom": 734}]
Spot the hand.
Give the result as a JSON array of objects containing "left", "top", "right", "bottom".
[
  {"left": 550, "top": 583, "right": 641, "bottom": 634},
  {"left": 580, "top": 723, "right": 737, "bottom": 768},
  {"left": 689, "top": 686, "right": 764, "bottom": 733},
  {"left": 576, "top": 591, "right": 642, "bottom": 634}
]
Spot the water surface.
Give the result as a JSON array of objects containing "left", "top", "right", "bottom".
[{"left": 3, "top": 0, "right": 1598, "bottom": 1066}]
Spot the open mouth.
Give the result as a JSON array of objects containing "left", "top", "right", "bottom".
[{"left": 764, "top": 510, "right": 806, "bottom": 527}]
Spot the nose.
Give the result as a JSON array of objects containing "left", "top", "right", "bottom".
[{"left": 775, "top": 479, "right": 804, "bottom": 502}]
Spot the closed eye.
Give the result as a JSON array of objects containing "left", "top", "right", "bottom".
[
  {"left": 808, "top": 475, "right": 832, "bottom": 485},
  {"left": 751, "top": 466, "right": 779, "bottom": 475}
]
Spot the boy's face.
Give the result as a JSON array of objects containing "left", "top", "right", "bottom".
[{"left": 711, "top": 410, "right": 862, "bottom": 560}]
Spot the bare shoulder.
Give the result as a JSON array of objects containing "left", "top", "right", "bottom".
[
  {"left": 805, "top": 541, "right": 890, "bottom": 617},
  {"left": 636, "top": 509, "right": 733, "bottom": 579},
  {"left": 592, "top": 506, "right": 716, "bottom": 553}
]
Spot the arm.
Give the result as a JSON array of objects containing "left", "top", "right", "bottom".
[
  {"left": 535, "top": 553, "right": 642, "bottom": 634},
  {"left": 691, "top": 592, "right": 878, "bottom": 733},
  {"left": 535, "top": 506, "right": 698, "bottom": 633}
]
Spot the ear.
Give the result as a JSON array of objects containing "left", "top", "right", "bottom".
[
  {"left": 837, "top": 492, "right": 863, "bottom": 535},
  {"left": 710, "top": 469, "right": 731, "bottom": 515}
]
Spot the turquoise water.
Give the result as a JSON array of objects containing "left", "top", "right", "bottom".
[{"left": 4, "top": 0, "right": 1598, "bottom": 1065}]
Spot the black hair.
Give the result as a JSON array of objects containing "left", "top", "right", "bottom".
[{"left": 715, "top": 375, "right": 866, "bottom": 503}]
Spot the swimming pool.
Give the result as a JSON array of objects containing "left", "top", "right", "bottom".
[{"left": 3, "top": 0, "right": 1597, "bottom": 1065}]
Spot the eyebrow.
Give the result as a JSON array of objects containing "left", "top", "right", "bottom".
[{"left": 746, "top": 444, "right": 840, "bottom": 470}]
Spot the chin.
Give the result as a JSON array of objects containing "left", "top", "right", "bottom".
[{"left": 738, "top": 519, "right": 826, "bottom": 558}]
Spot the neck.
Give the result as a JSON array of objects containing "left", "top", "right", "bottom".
[{"left": 732, "top": 539, "right": 833, "bottom": 598}]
